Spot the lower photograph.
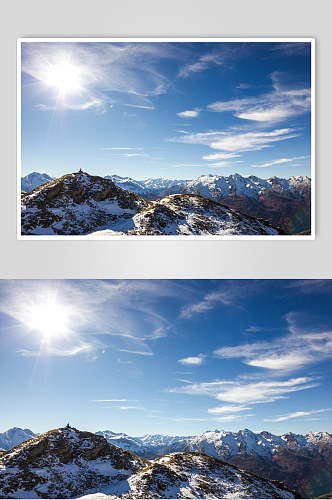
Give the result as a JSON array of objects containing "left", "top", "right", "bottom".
[{"left": 0, "top": 279, "right": 331, "bottom": 499}]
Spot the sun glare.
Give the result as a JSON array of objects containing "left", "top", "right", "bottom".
[
  {"left": 27, "top": 299, "right": 71, "bottom": 339},
  {"left": 43, "top": 59, "right": 83, "bottom": 98}
]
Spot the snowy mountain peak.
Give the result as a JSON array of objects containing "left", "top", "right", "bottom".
[
  {"left": 0, "top": 427, "right": 36, "bottom": 450},
  {"left": 21, "top": 171, "right": 311, "bottom": 234},
  {"left": 21, "top": 172, "right": 54, "bottom": 192},
  {"left": 0, "top": 426, "right": 147, "bottom": 498},
  {"left": 126, "top": 451, "right": 296, "bottom": 499},
  {"left": 0, "top": 426, "right": 298, "bottom": 499},
  {"left": 21, "top": 172, "right": 150, "bottom": 236}
]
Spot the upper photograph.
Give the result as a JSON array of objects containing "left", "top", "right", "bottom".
[{"left": 18, "top": 39, "right": 314, "bottom": 239}]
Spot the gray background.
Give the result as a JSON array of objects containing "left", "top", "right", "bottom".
[{"left": 0, "top": 0, "right": 330, "bottom": 279}]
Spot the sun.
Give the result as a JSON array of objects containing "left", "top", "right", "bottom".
[
  {"left": 43, "top": 58, "right": 83, "bottom": 98},
  {"left": 26, "top": 298, "right": 71, "bottom": 339}
]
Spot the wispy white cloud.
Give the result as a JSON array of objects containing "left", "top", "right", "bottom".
[
  {"left": 177, "top": 109, "right": 200, "bottom": 118},
  {"left": 180, "top": 281, "right": 255, "bottom": 319},
  {"left": 180, "top": 290, "right": 234, "bottom": 319},
  {"left": 171, "top": 128, "right": 298, "bottom": 153},
  {"left": 269, "top": 42, "right": 311, "bottom": 56},
  {"left": 213, "top": 312, "right": 332, "bottom": 373},
  {"left": 210, "top": 129, "right": 298, "bottom": 153},
  {"left": 172, "top": 414, "right": 250, "bottom": 423},
  {"left": 117, "top": 405, "right": 145, "bottom": 410},
  {"left": 255, "top": 155, "right": 309, "bottom": 168},
  {"left": 35, "top": 98, "right": 104, "bottom": 112},
  {"left": 170, "top": 376, "right": 319, "bottom": 405},
  {"left": 22, "top": 42, "right": 187, "bottom": 112},
  {"left": 214, "top": 414, "right": 250, "bottom": 422},
  {"left": 208, "top": 162, "right": 230, "bottom": 168},
  {"left": 264, "top": 408, "right": 330, "bottom": 422},
  {"left": 245, "top": 326, "right": 265, "bottom": 333},
  {"left": 0, "top": 280, "right": 187, "bottom": 359},
  {"left": 208, "top": 72, "right": 310, "bottom": 123},
  {"left": 286, "top": 280, "right": 332, "bottom": 295},
  {"left": 178, "top": 354, "right": 205, "bottom": 366},
  {"left": 118, "top": 348, "right": 154, "bottom": 356},
  {"left": 123, "top": 103, "right": 156, "bottom": 110},
  {"left": 202, "top": 152, "right": 240, "bottom": 160},
  {"left": 236, "top": 83, "right": 253, "bottom": 89},
  {"left": 112, "top": 153, "right": 147, "bottom": 157},
  {"left": 178, "top": 46, "right": 244, "bottom": 78},
  {"left": 18, "top": 339, "right": 100, "bottom": 359},
  {"left": 208, "top": 405, "right": 252, "bottom": 414}
]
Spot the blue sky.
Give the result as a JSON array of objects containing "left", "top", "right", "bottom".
[
  {"left": 0, "top": 279, "right": 331, "bottom": 437},
  {"left": 21, "top": 41, "right": 312, "bottom": 180}
]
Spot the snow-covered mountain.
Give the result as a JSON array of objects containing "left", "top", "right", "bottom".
[
  {"left": 0, "top": 426, "right": 147, "bottom": 499},
  {"left": 104, "top": 175, "right": 182, "bottom": 199},
  {"left": 97, "top": 428, "right": 332, "bottom": 460},
  {"left": 21, "top": 172, "right": 150, "bottom": 235},
  {"left": 22, "top": 172, "right": 311, "bottom": 201},
  {"left": 98, "top": 428, "right": 332, "bottom": 497},
  {"left": 124, "top": 452, "right": 295, "bottom": 499},
  {"left": 131, "top": 193, "right": 279, "bottom": 235},
  {"left": 0, "top": 427, "right": 36, "bottom": 450},
  {"left": 21, "top": 172, "right": 280, "bottom": 236},
  {"left": 21, "top": 172, "right": 53, "bottom": 192},
  {"left": 104, "top": 173, "right": 311, "bottom": 203},
  {"left": 21, "top": 172, "right": 311, "bottom": 234},
  {"left": 0, "top": 426, "right": 295, "bottom": 499},
  {"left": 95, "top": 431, "right": 190, "bottom": 459},
  {"left": 107, "top": 173, "right": 311, "bottom": 234}
]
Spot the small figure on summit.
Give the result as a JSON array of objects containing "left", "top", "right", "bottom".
[{"left": 78, "top": 168, "right": 83, "bottom": 174}]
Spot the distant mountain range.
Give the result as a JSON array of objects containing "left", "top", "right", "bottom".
[
  {"left": 21, "top": 172, "right": 53, "bottom": 193},
  {"left": 21, "top": 172, "right": 281, "bottom": 236},
  {"left": 2, "top": 426, "right": 331, "bottom": 497},
  {"left": 96, "top": 428, "right": 332, "bottom": 498},
  {"left": 0, "top": 426, "right": 296, "bottom": 499},
  {"left": 0, "top": 427, "right": 36, "bottom": 450},
  {"left": 21, "top": 171, "right": 311, "bottom": 235}
]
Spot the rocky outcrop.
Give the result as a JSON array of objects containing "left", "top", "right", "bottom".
[
  {"left": 21, "top": 172, "right": 150, "bottom": 235},
  {"left": 131, "top": 193, "right": 281, "bottom": 235},
  {"left": 0, "top": 426, "right": 147, "bottom": 498},
  {"left": 0, "top": 427, "right": 297, "bottom": 499}
]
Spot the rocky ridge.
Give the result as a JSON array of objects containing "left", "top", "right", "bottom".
[
  {"left": 0, "top": 426, "right": 147, "bottom": 498},
  {"left": 21, "top": 172, "right": 150, "bottom": 235},
  {"left": 21, "top": 172, "right": 281, "bottom": 236},
  {"left": 21, "top": 171, "right": 311, "bottom": 234},
  {"left": 0, "top": 426, "right": 296, "bottom": 499},
  {"left": 98, "top": 428, "right": 332, "bottom": 497}
]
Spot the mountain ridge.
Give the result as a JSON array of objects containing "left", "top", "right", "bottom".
[
  {"left": 2, "top": 426, "right": 331, "bottom": 497},
  {"left": 0, "top": 426, "right": 297, "bottom": 499},
  {"left": 97, "top": 427, "right": 332, "bottom": 497},
  {"left": 21, "top": 171, "right": 311, "bottom": 234},
  {"left": 21, "top": 171, "right": 281, "bottom": 236}
]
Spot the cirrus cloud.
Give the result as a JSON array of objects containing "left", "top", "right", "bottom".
[
  {"left": 208, "top": 72, "right": 311, "bottom": 123},
  {"left": 213, "top": 312, "right": 332, "bottom": 373},
  {"left": 170, "top": 376, "right": 319, "bottom": 405},
  {"left": 171, "top": 128, "right": 298, "bottom": 153},
  {"left": 264, "top": 408, "right": 330, "bottom": 422}
]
